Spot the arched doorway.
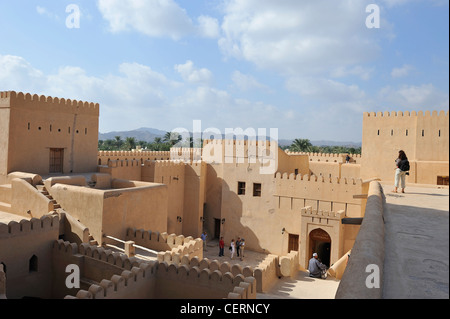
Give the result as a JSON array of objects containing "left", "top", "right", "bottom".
[{"left": 309, "top": 228, "right": 332, "bottom": 267}]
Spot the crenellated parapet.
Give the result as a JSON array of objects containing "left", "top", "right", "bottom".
[
  {"left": 0, "top": 91, "right": 99, "bottom": 116},
  {"left": 275, "top": 172, "right": 363, "bottom": 185},
  {"left": 301, "top": 206, "right": 345, "bottom": 221},
  {"left": 0, "top": 215, "right": 59, "bottom": 238},
  {"left": 154, "top": 261, "right": 256, "bottom": 299},
  {"left": 126, "top": 228, "right": 202, "bottom": 257},
  {"left": 363, "top": 110, "right": 449, "bottom": 118}
]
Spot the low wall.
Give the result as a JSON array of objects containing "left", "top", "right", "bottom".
[
  {"left": 335, "top": 181, "right": 385, "bottom": 299},
  {"left": 328, "top": 250, "right": 351, "bottom": 280},
  {"left": 10, "top": 178, "right": 54, "bottom": 219},
  {"left": 56, "top": 241, "right": 256, "bottom": 299}
]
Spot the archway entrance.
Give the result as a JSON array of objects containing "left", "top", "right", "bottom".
[{"left": 309, "top": 229, "right": 332, "bottom": 267}]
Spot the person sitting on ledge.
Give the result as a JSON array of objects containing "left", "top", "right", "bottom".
[{"left": 308, "top": 253, "right": 327, "bottom": 279}]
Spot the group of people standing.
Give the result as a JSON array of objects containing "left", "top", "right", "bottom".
[{"left": 219, "top": 236, "right": 245, "bottom": 260}]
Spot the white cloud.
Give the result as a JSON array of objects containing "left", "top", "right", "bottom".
[
  {"left": 1, "top": 54, "right": 292, "bottom": 136},
  {"left": 231, "top": 71, "right": 269, "bottom": 91},
  {"left": 36, "top": 6, "right": 60, "bottom": 20},
  {"left": 391, "top": 64, "right": 414, "bottom": 78},
  {"left": 174, "top": 60, "right": 213, "bottom": 85},
  {"left": 379, "top": 84, "right": 449, "bottom": 109},
  {"left": 218, "top": 0, "right": 384, "bottom": 77},
  {"left": 96, "top": 0, "right": 221, "bottom": 40},
  {"left": 197, "top": 15, "right": 220, "bottom": 39},
  {"left": 97, "top": 0, "right": 194, "bottom": 40}
]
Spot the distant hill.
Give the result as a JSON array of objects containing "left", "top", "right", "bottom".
[
  {"left": 99, "top": 127, "right": 167, "bottom": 143},
  {"left": 99, "top": 128, "right": 361, "bottom": 147}
]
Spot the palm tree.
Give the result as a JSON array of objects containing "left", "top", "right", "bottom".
[
  {"left": 289, "top": 139, "right": 314, "bottom": 152},
  {"left": 124, "top": 137, "right": 137, "bottom": 151},
  {"left": 114, "top": 136, "right": 123, "bottom": 149},
  {"left": 163, "top": 132, "right": 182, "bottom": 146}
]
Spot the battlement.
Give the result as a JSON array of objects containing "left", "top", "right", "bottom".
[
  {"left": 286, "top": 152, "right": 361, "bottom": 159},
  {"left": 126, "top": 228, "right": 202, "bottom": 262},
  {"left": 203, "top": 139, "right": 274, "bottom": 147},
  {"left": 275, "top": 172, "right": 363, "bottom": 186},
  {"left": 98, "top": 151, "right": 171, "bottom": 158},
  {"left": 155, "top": 262, "right": 256, "bottom": 299},
  {"left": 301, "top": 206, "right": 345, "bottom": 220},
  {"left": 363, "top": 110, "right": 449, "bottom": 118},
  {"left": 0, "top": 91, "right": 99, "bottom": 116},
  {"left": 107, "top": 159, "right": 141, "bottom": 168},
  {"left": 0, "top": 215, "right": 59, "bottom": 238}
]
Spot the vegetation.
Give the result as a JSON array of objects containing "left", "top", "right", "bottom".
[
  {"left": 98, "top": 132, "right": 194, "bottom": 152},
  {"left": 286, "top": 138, "right": 361, "bottom": 154},
  {"left": 99, "top": 134, "right": 360, "bottom": 155}
]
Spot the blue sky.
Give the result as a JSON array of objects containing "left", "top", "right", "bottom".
[{"left": 0, "top": 0, "right": 448, "bottom": 142}]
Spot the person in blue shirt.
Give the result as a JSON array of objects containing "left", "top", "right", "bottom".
[
  {"left": 201, "top": 232, "right": 207, "bottom": 251},
  {"left": 308, "top": 253, "right": 327, "bottom": 278}
]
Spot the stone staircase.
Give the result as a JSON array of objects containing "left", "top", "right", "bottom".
[{"left": 36, "top": 185, "right": 61, "bottom": 210}]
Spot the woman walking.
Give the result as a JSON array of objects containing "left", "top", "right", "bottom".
[
  {"left": 230, "top": 239, "right": 236, "bottom": 260},
  {"left": 393, "top": 150, "right": 410, "bottom": 193}
]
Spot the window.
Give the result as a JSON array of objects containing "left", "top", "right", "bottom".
[
  {"left": 238, "top": 182, "right": 246, "bottom": 195},
  {"left": 377, "top": 130, "right": 380, "bottom": 136},
  {"left": 422, "top": 130, "right": 425, "bottom": 137},
  {"left": 406, "top": 129, "right": 408, "bottom": 136},
  {"left": 253, "top": 183, "right": 262, "bottom": 197}
]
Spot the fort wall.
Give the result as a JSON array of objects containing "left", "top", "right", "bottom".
[
  {"left": 54, "top": 240, "right": 255, "bottom": 299},
  {"left": 335, "top": 181, "right": 386, "bottom": 299},
  {"left": 361, "top": 110, "right": 449, "bottom": 184},
  {"left": 0, "top": 91, "right": 99, "bottom": 177},
  {"left": 98, "top": 150, "right": 171, "bottom": 166},
  {"left": 275, "top": 173, "right": 365, "bottom": 217},
  {"left": 0, "top": 215, "right": 60, "bottom": 299}
]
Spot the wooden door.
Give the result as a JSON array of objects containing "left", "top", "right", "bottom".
[
  {"left": 288, "top": 234, "right": 299, "bottom": 252},
  {"left": 49, "top": 148, "right": 64, "bottom": 173}
]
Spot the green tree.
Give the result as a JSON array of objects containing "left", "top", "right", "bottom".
[
  {"left": 289, "top": 139, "right": 314, "bottom": 152},
  {"left": 124, "top": 137, "right": 137, "bottom": 151}
]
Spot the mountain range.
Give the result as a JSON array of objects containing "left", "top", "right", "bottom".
[{"left": 99, "top": 127, "right": 362, "bottom": 148}]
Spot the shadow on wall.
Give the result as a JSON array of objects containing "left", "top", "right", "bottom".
[{"left": 219, "top": 180, "right": 264, "bottom": 254}]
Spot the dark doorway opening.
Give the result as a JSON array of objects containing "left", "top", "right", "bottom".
[
  {"left": 214, "top": 218, "right": 221, "bottom": 239},
  {"left": 309, "top": 229, "right": 332, "bottom": 268}
]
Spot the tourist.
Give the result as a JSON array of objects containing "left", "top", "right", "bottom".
[
  {"left": 201, "top": 232, "right": 208, "bottom": 251},
  {"left": 346, "top": 154, "right": 351, "bottom": 164},
  {"left": 393, "top": 150, "right": 410, "bottom": 194},
  {"left": 219, "top": 237, "right": 225, "bottom": 257},
  {"left": 230, "top": 239, "right": 236, "bottom": 259},
  {"left": 308, "top": 253, "right": 327, "bottom": 279},
  {"left": 236, "top": 237, "right": 241, "bottom": 257},
  {"left": 240, "top": 238, "right": 245, "bottom": 261}
]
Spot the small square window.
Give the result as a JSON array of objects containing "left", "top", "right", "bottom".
[
  {"left": 253, "top": 183, "right": 262, "bottom": 197},
  {"left": 238, "top": 182, "right": 246, "bottom": 195}
]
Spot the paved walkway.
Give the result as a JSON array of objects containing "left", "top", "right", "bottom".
[
  {"left": 203, "top": 240, "right": 340, "bottom": 299},
  {"left": 381, "top": 183, "right": 449, "bottom": 299}
]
